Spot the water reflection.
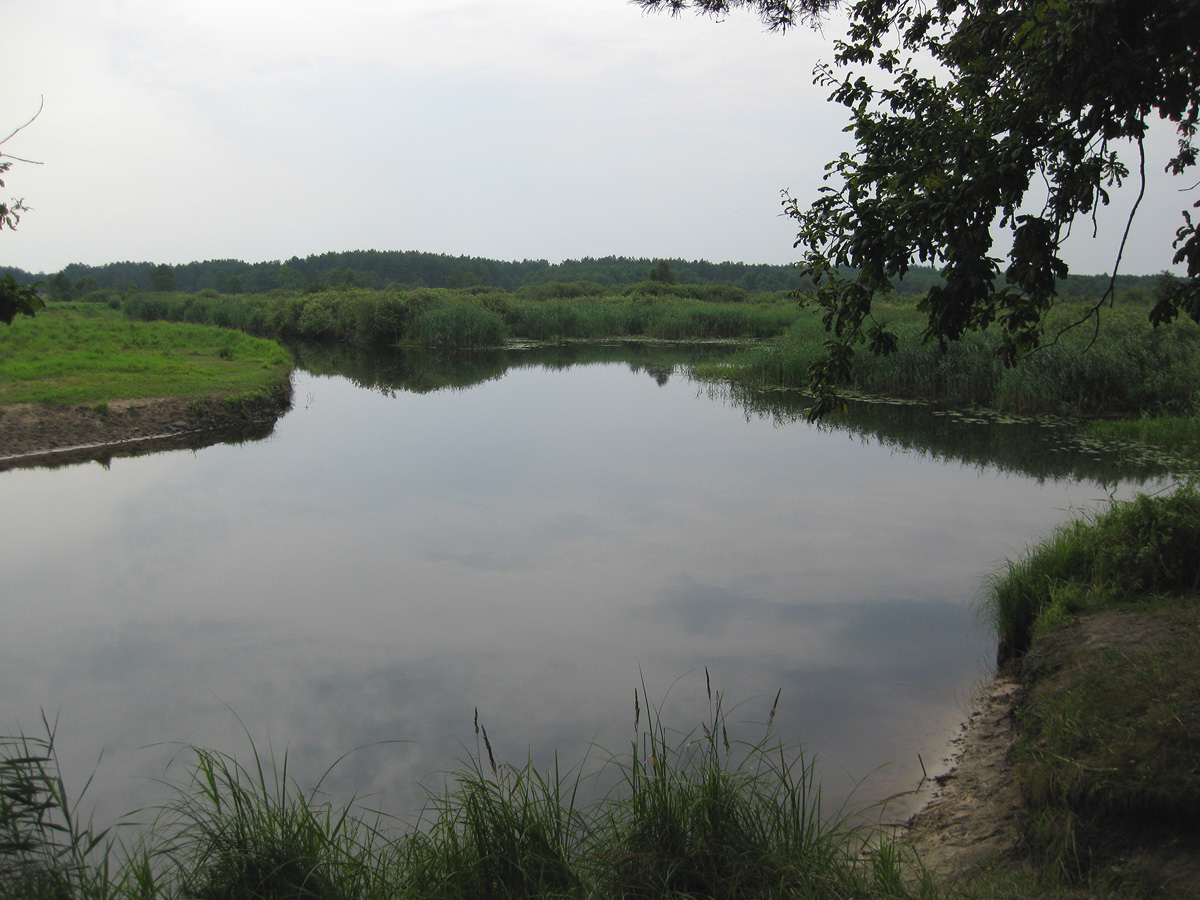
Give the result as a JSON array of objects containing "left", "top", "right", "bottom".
[
  {"left": 707, "top": 381, "right": 1194, "bottom": 486},
  {"left": 0, "top": 346, "right": 1181, "bottom": 834},
  {"left": 285, "top": 340, "right": 739, "bottom": 396},
  {"left": 0, "top": 421, "right": 279, "bottom": 474}
]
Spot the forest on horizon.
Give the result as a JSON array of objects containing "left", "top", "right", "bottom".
[{"left": 1, "top": 247, "right": 1158, "bottom": 302}]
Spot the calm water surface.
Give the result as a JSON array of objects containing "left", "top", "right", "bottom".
[{"left": 0, "top": 350, "right": 1171, "bottom": 827}]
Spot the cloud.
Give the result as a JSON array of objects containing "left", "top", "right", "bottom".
[{"left": 3, "top": 0, "right": 1185, "bottom": 273}]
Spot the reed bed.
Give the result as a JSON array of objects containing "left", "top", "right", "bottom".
[
  {"left": 1, "top": 682, "right": 923, "bottom": 900},
  {"left": 118, "top": 288, "right": 802, "bottom": 348},
  {"left": 708, "top": 301, "right": 1200, "bottom": 418}
]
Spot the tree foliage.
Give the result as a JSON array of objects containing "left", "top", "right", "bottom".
[
  {"left": 1, "top": 158, "right": 44, "bottom": 324},
  {"left": 1, "top": 101, "right": 45, "bottom": 325},
  {"left": 637, "top": 0, "right": 1200, "bottom": 415},
  {"left": 649, "top": 258, "right": 678, "bottom": 283},
  {"left": 11, "top": 252, "right": 811, "bottom": 296},
  {"left": 149, "top": 263, "right": 176, "bottom": 292}
]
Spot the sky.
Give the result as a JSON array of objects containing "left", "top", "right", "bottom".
[{"left": 2, "top": 0, "right": 1191, "bottom": 276}]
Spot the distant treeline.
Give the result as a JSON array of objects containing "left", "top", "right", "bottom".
[
  {"left": 3, "top": 251, "right": 808, "bottom": 297},
  {"left": 0, "top": 248, "right": 1160, "bottom": 300}
]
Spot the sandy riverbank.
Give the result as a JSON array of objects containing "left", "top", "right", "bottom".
[
  {"left": 901, "top": 609, "right": 1200, "bottom": 894},
  {"left": 900, "top": 675, "right": 1026, "bottom": 879}
]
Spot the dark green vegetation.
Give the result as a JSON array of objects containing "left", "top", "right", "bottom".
[
  {"left": 695, "top": 296, "right": 1200, "bottom": 419},
  {"left": 2, "top": 251, "right": 812, "bottom": 297},
  {"left": 1, "top": 101, "right": 45, "bottom": 326},
  {"left": 116, "top": 284, "right": 800, "bottom": 346},
  {"left": 0, "top": 252, "right": 1163, "bottom": 302},
  {"left": 1, "top": 153, "right": 44, "bottom": 324},
  {"left": 638, "top": 0, "right": 1200, "bottom": 416},
  {"left": 983, "top": 485, "right": 1200, "bottom": 895},
  {"left": 987, "top": 485, "right": 1200, "bottom": 663},
  {"left": 1, "top": 690, "right": 929, "bottom": 900},
  {"left": 1085, "top": 415, "right": 1200, "bottom": 458},
  {"left": 0, "top": 305, "right": 292, "bottom": 407}
]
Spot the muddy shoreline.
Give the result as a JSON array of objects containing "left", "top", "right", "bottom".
[
  {"left": 899, "top": 674, "right": 1026, "bottom": 878},
  {"left": 0, "top": 393, "right": 292, "bottom": 472}
]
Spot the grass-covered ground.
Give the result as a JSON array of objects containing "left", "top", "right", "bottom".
[{"left": 0, "top": 304, "right": 292, "bottom": 407}]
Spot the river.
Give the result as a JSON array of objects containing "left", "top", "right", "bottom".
[{"left": 0, "top": 344, "right": 1175, "bottom": 830}]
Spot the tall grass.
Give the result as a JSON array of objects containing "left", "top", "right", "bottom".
[
  {"left": 0, "top": 305, "right": 292, "bottom": 406},
  {"left": 984, "top": 483, "right": 1200, "bottom": 661},
  {"left": 1, "top": 683, "right": 921, "bottom": 899},
  {"left": 118, "top": 288, "right": 803, "bottom": 349},
  {"left": 149, "top": 745, "right": 397, "bottom": 900},
  {"left": 596, "top": 680, "right": 878, "bottom": 900},
  {"left": 707, "top": 301, "right": 1200, "bottom": 418},
  {"left": 0, "top": 720, "right": 110, "bottom": 900}
]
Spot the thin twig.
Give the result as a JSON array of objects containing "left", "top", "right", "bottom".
[{"left": 1, "top": 95, "right": 44, "bottom": 146}]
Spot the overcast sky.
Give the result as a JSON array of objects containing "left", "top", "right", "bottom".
[{"left": 2, "top": 0, "right": 1190, "bottom": 276}]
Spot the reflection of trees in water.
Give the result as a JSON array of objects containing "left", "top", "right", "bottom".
[
  {"left": 702, "top": 380, "right": 1192, "bottom": 487},
  {"left": 286, "top": 341, "right": 1188, "bottom": 486},
  {"left": 286, "top": 341, "right": 740, "bottom": 395},
  {"left": 288, "top": 341, "right": 510, "bottom": 395}
]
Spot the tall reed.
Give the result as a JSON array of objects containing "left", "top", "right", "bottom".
[
  {"left": 0, "top": 681, "right": 922, "bottom": 899},
  {"left": 0, "top": 719, "right": 109, "bottom": 900}
]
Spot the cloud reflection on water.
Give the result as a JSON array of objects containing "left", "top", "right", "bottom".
[{"left": 0, "top": 356, "right": 1168, "bottom": 829}]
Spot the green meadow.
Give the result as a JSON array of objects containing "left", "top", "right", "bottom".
[{"left": 0, "top": 304, "right": 292, "bottom": 407}]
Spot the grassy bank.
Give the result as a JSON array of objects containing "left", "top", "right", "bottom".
[
  {"left": 698, "top": 299, "right": 1200, "bottom": 419},
  {"left": 1084, "top": 414, "right": 1200, "bottom": 456},
  {"left": 1, "top": 690, "right": 925, "bottom": 900},
  {"left": 986, "top": 484, "right": 1200, "bottom": 661},
  {"left": 981, "top": 484, "right": 1200, "bottom": 895},
  {"left": 0, "top": 304, "right": 292, "bottom": 407}
]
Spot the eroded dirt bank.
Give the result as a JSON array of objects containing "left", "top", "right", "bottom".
[
  {"left": 0, "top": 392, "right": 291, "bottom": 472},
  {"left": 902, "top": 609, "right": 1200, "bottom": 895}
]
